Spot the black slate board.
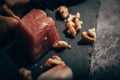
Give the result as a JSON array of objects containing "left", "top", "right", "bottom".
[{"left": 0, "top": 0, "right": 100, "bottom": 80}]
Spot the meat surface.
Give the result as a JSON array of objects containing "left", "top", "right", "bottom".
[{"left": 17, "top": 9, "right": 59, "bottom": 60}]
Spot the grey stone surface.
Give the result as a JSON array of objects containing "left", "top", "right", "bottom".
[{"left": 90, "top": 0, "right": 120, "bottom": 80}]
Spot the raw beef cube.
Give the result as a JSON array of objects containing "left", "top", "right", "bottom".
[{"left": 16, "top": 9, "right": 59, "bottom": 60}]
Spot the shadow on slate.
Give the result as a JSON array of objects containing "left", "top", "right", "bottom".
[
  {"left": 0, "top": 0, "right": 100, "bottom": 80},
  {"left": 7, "top": 41, "right": 34, "bottom": 67},
  {"left": 78, "top": 39, "right": 93, "bottom": 46}
]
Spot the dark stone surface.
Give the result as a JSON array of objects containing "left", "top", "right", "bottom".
[
  {"left": 89, "top": 0, "right": 120, "bottom": 80},
  {"left": 0, "top": 48, "right": 19, "bottom": 80}
]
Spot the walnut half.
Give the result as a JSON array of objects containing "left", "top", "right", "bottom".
[
  {"left": 81, "top": 28, "right": 96, "bottom": 43},
  {"left": 53, "top": 41, "right": 71, "bottom": 49},
  {"left": 57, "top": 5, "right": 69, "bottom": 19},
  {"left": 66, "top": 12, "right": 83, "bottom": 37}
]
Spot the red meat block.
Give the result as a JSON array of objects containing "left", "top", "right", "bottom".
[{"left": 16, "top": 9, "right": 59, "bottom": 61}]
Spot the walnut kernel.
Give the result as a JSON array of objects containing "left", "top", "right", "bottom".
[
  {"left": 57, "top": 6, "right": 69, "bottom": 19},
  {"left": 53, "top": 41, "right": 71, "bottom": 49},
  {"left": 45, "top": 55, "right": 65, "bottom": 67}
]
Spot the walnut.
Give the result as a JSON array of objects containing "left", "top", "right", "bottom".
[
  {"left": 81, "top": 28, "right": 96, "bottom": 43},
  {"left": 66, "top": 12, "right": 83, "bottom": 37},
  {"left": 74, "top": 18, "right": 83, "bottom": 31},
  {"left": 88, "top": 28, "right": 96, "bottom": 38},
  {"left": 66, "top": 21, "right": 76, "bottom": 37},
  {"left": 67, "top": 12, "right": 80, "bottom": 21},
  {"left": 57, "top": 5, "right": 69, "bottom": 19},
  {"left": 45, "top": 55, "right": 65, "bottom": 67},
  {"left": 53, "top": 41, "right": 71, "bottom": 49}
]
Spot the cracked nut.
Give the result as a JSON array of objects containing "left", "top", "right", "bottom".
[
  {"left": 19, "top": 68, "right": 32, "bottom": 80},
  {"left": 53, "top": 41, "right": 71, "bottom": 49},
  {"left": 57, "top": 5, "right": 69, "bottom": 19},
  {"left": 74, "top": 18, "right": 83, "bottom": 31},
  {"left": 66, "top": 12, "right": 83, "bottom": 37},
  {"left": 66, "top": 21, "right": 76, "bottom": 37},
  {"left": 67, "top": 12, "right": 80, "bottom": 21},
  {"left": 68, "top": 12, "right": 83, "bottom": 31},
  {"left": 81, "top": 28, "right": 96, "bottom": 43},
  {"left": 45, "top": 55, "right": 65, "bottom": 67}
]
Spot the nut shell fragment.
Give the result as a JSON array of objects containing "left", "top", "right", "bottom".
[
  {"left": 66, "top": 12, "right": 83, "bottom": 37},
  {"left": 57, "top": 6, "right": 69, "bottom": 19}
]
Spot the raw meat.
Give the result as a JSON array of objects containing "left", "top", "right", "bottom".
[{"left": 16, "top": 9, "right": 59, "bottom": 60}]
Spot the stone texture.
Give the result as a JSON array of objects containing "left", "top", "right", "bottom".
[{"left": 90, "top": 0, "right": 120, "bottom": 80}]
